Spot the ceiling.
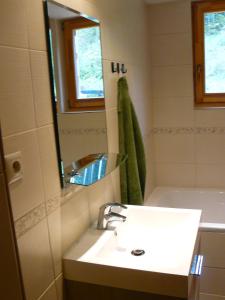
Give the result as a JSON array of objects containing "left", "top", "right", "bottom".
[
  {"left": 48, "top": 2, "right": 79, "bottom": 20},
  {"left": 145, "top": 0, "right": 178, "bottom": 4}
]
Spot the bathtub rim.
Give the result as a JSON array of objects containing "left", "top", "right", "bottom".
[{"left": 146, "top": 186, "right": 225, "bottom": 233}]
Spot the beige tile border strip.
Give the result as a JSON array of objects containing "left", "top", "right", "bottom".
[
  {"left": 15, "top": 195, "right": 62, "bottom": 238},
  {"left": 60, "top": 128, "right": 107, "bottom": 136},
  {"left": 15, "top": 203, "right": 46, "bottom": 238},
  {"left": 46, "top": 195, "right": 61, "bottom": 215},
  {"left": 152, "top": 127, "right": 225, "bottom": 134},
  {"left": 14, "top": 183, "right": 85, "bottom": 238}
]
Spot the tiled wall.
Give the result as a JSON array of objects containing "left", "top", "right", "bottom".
[
  {"left": 148, "top": 0, "right": 225, "bottom": 189},
  {"left": 0, "top": 0, "right": 152, "bottom": 299}
]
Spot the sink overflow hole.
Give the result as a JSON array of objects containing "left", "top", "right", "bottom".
[{"left": 131, "top": 249, "right": 145, "bottom": 256}]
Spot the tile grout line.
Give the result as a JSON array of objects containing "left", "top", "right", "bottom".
[{"left": 2, "top": 123, "right": 54, "bottom": 140}]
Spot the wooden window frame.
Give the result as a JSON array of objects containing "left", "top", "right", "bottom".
[
  {"left": 64, "top": 17, "right": 105, "bottom": 111},
  {"left": 192, "top": 0, "right": 225, "bottom": 107}
]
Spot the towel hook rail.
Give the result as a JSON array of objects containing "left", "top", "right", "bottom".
[{"left": 111, "top": 62, "right": 127, "bottom": 74}]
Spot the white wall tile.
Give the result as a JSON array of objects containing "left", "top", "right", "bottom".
[
  {"left": 25, "top": 0, "right": 47, "bottom": 50},
  {"left": 196, "top": 135, "right": 225, "bottom": 164},
  {"left": 153, "top": 97, "right": 194, "bottom": 127},
  {"left": 37, "top": 125, "right": 61, "bottom": 201},
  {"left": 3, "top": 130, "right": 45, "bottom": 220},
  {"left": 144, "top": 134, "right": 155, "bottom": 197},
  {"left": 87, "top": 175, "right": 116, "bottom": 224},
  {"left": 195, "top": 109, "right": 225, "bottom": 127},
  {"left": 17, "top": 219, "right": 55, "bottom": 300},
  {"left": 30, "top": 50, "right": 53, "bottom": 127},
  {"left": 96, "top": 2, "right": 129, "bottom": 62},
  {"left": 116, "top": 1, "right": 149, "bottom": 65},
  {"left": 152, "top": 65, "right": 193, "bottom": 98},
  {"left": 110, "top": 168, "right": 121, "bottom": 203},
  {"left": 63, "top": 0, "right": 98, "bottom": 21},
  {"left": 151, "top": 33, "right": 192, "bottom": 66},
  {"left": 0, "top": 0, "right": 28, "bottom": 48},
  {"left": 0, "top": 47, "right": 35, "bottom": 137},
  {"left": 103, "top": 59, "right": 119, "bottom": 110},
  {"left": 105, "top": 108, "right": 119, "bottom": 153},
  {"left": 154, "top": 134, "right": 195, "bottom": 163},
  {"left": 155, "top": 163, "right": 196, "bottom": 187},
  {"left": 47, "top": 208, "right": 62, "bottom": 277},
  {"left": 196, "top": 164, "right": 225, "bottom": 188},
  {"left": 148, "top": 0, "right": 191, "bottom": 35},
  {"left": 61, "top": 189, "right": 90, "bottom": 253},
  {"left": 126, "top": 63, "right": 152, "bottom": 137}
]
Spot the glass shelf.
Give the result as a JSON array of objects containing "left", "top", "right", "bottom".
[{"left": 63, "top": 153, "right": 127, "bottom": 186}]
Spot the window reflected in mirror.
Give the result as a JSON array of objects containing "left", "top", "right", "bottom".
[
  {"left": 46, "top": 1, "right": 105, "bottom": 112},
  {"left": 64, "top": 17, "right": 105, "bottom": 110},
  {"left": 74, "top": 26, "right": 104, "bottom": 99}
]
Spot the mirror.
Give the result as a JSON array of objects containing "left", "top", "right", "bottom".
[{"left": 44, "top": 0, "right": 109, "bottom": 187}]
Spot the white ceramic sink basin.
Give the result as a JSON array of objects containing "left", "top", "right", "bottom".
[{"left": 63, "top": 205, "right": 201, "bottom": 298}]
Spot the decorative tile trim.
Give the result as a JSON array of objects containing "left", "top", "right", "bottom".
[
  {"left": 46, "top": 195, "right": 61, "bottom": 215},
  {"left": 60, "top": 128, "right": 107, "bottom": 136},
  {"left": 152, "top": 127, "right": 225, "bottom": 135},
  {"left": 14, "top": 186, "right": 85, "bottom": 238},
  {"left": 15, "top": 203, "right": 46, "bottom": 239}
]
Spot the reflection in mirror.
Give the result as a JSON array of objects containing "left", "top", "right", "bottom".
[
  {"left": 64, "top": 153, "right": 127, "bottom": 186},
  {"left": 44, "top": 0, "right": 109, "bottom": 187},
  {"left": 46, "top": 0, "right": 105, "bottom": 112}
]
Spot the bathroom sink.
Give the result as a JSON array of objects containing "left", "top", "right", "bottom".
[{"left": 63, "top": 205, "right": 201, "bottom": 298}]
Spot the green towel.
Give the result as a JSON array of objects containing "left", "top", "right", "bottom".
[{"left": 118, "top": 77, "right": 146, "bottom": 205}]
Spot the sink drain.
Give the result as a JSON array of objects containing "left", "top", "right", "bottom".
[{"left": 131, "top": 249, "right": 145, "bottom": 256}]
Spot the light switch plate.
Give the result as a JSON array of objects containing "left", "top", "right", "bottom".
[{"left": 4, "top": 152, "right": 23, "bottom": 185}]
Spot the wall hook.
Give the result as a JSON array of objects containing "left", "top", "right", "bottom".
[
  {"left": 111, "top": 62, "right": 127, "bottom": 74},
  {"left": 116, "top": 63, "right": 120, "bottom": 74},
  {"left": 111, "top": 62, "right": 120, "bottom": 73},
  {"left": 121, "top": 63, "right": 127, "bottom": 74}
]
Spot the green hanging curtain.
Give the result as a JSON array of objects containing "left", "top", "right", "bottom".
[{"left": 118, "top": 77, "right": 146, "bottom": 205}]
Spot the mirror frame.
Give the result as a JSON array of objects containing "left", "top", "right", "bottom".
[{"left": 43, "top": 0, "right": 64, "bottom": 187}]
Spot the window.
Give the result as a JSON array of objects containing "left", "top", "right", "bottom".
[
  {"left": 192, "top": 0, "right": 225, "bottom": 106},
  {"left": 64, "top": 17, "right": 105, "bottom": 111}
]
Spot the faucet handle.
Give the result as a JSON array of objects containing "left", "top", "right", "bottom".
[
  {"left": 114, "top": 202, "right": 127, "bottom": 209},
  {"left": 104, "top": 211, "right": 127, "bottom": 221},
  {"left": 100, "top": 202, "right": 127, "bottom": 211}
]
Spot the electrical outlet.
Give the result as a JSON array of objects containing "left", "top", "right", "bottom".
[{"left": 4, "top": 152, "right": 23, "bottom": 185}]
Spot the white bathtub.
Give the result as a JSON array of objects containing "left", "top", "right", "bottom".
[{"left": 145, "top": 187, "right": 225, "bottom": 300}]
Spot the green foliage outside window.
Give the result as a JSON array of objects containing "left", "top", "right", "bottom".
[
  {"left": 204, "top": 12, "right": 225, "bottom": 93},
  {"left": 74, "top": 26, "right": 104, "bottom": 98},
  {"left": 205, "top": 12, "right": 225, "bottom": 35}
]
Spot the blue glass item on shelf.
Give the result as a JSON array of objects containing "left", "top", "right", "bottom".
[
  {"left": 70, "top": 155, "right": 107, "bottom": 185},
  {"left": 64, "top": 153, "right": 126, "bottom": 187}
]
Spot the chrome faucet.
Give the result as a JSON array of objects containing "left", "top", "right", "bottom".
[{"left": 97, "top": 202, "right": 127, "bottom": 230}]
